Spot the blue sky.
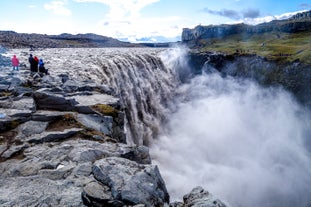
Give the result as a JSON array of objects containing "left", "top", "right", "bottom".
[{"left": 0, "top": 0, "right": 310, "bottom": 42}]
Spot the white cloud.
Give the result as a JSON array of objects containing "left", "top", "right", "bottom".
[
  {"left": 44, "top": 0, "right": 72, "bottom": 16},
  {"left": 73, "top": 0, "right": 184, "bottom": 41},
  {"left": 74, "top": 0, "right": 159, "bottom": 20},
  {"left": 28, "top": 5, "right": 37, "bottom": 9},
  {"left": 97, "top": 15, "right": 183, "bottom": 41}
]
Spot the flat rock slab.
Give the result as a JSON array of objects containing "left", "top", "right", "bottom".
[
  {"left": 31, "top": 110, "right": 76, "bottom": 122},
  {"left": 16, "top": 120, "right": 49, "bottom": 139},
  {"left": 34, "top": 90, "right": 78, "bottom": 111},
  {"left": 73, "top": 93, "right": 119, "bottom": 106},
  {"left": 1, "top": 109, "right": 32, "bottom": 118},
  {"left": 25, "top": 128, "right": 83, "bottom": 144}
]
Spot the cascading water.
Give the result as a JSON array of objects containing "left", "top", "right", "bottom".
[{"left": 90, "top": 48, "right": 182, "bottom": 145}]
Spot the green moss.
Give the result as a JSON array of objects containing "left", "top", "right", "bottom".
[
  {"left": 198, "top": 31, "right": 311, "bottom": 64},
  {"left": 9, "top": 120, "right": 20, "bottom": 129},
  {"left": 0, "top": 92, "right": 12, "bottom": 97},
  {"left": 92, "top": 104, "right": 119, "bottom": 117}
]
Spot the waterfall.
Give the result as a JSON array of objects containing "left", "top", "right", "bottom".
[
  {"left": 90, "top": 48, "right": 182, "bottom": 145},
  {"left": 14, "top": 47, "right": 311, "bottom": 206}
]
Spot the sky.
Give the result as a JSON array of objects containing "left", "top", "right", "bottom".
[{"left": 0, "top": 0, "right": 310, "bottom": 42}]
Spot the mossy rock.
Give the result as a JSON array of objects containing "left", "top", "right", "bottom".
[
  {"left": 46, "top": 113, "right": 83, "bottom": 131},
  {"left": 0, "top": 92, "right": 12, "bottom": 97},
  {"left": 91, "top": 104, "right": 119, "bottom": 117}
]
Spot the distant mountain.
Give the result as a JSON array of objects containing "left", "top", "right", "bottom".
[{"left": 0, "top": 32, "right": 141, "bottom": 49}]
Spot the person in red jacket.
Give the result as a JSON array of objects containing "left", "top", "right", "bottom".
[{"left": 11, "top": 55, "right": 19, "bottom": 71}]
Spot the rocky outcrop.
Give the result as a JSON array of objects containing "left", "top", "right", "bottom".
[
  {"left": 290, "top": 10, "right": 311, "bottom": 20},
  {"left": 83, "top": 157, "right": 169, "bottom": 206},
  {"left": 0, "top": 67, "right": 170, "bottom": 206},
  {"left": 182, "top": 10, "right": 311, "bottom": 42},
  {"left": 170, "top": 186, "right": 227, "bottom": 207}
]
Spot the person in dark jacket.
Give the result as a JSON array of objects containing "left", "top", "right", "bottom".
[
  {"left": 28, "top": 54, "right": 38, "bottom": 72},
  {"left": 38, "top": 59, "right": 48, "bottom": 75}
]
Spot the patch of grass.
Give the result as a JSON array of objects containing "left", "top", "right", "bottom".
[
  {"left": 198, "top": 31, "right": 311, "bottom": 64},
  {"left": 0, "top": 92, "right": 12, "bottom": 97},
  {"left": 91, "top": 104, "right": 119, "bottom": 117},
  {"left": 46, "top": 113, "right": 82, "bottom": 131}
]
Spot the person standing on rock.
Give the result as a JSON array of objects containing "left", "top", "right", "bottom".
[
  {"left": 29, "top": 54, "right": 38, "bottom": 72},
  {"left": 11, "top": 55, "right": 19, "bottom": 71}
]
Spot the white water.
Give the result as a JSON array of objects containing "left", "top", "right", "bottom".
[
  {"left": 8, "top": 47, "right": 311, "bottom": 206},
  {"left": 151, "top": 52, "right": 311, "bottom": 206}
]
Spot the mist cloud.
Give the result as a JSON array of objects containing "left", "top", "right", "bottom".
[{"left": 151, "top": 70, "right": 311, "bottom": 207}]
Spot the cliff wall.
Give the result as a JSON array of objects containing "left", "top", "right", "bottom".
[{"left": 182, "top": 10, "right": 311, "bottom": 42}]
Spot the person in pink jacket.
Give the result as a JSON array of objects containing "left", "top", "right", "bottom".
[{"left": 11, "top": 55, "right": 19, "bottom": 71}]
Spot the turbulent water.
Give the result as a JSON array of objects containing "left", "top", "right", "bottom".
[{"left": 9, "top": 47, "right": 311, "bottom": 207}]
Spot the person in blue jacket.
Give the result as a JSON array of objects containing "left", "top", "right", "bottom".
[{"left": 38, "top": 59, "right": 48, "bottom": 75}]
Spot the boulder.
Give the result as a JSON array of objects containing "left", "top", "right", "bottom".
[
  {"left": 183, "top": 186, "right": 226, "bottom": 207},
  {"left": 91, "top": 157, "right": 169, "bottom": 206},
  {"left": 81, "top": 181, "right": 118, "bottom": 207},
  {"left": 25, "top": 128, "right": 83, "bottom": 143}
]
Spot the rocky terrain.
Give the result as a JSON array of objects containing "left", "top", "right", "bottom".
[{"left": 0, "top": 48, "right": 227, "bottom": 206}]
